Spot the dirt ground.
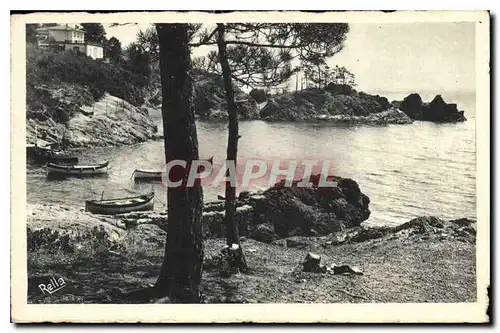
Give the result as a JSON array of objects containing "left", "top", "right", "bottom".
[{"left": 27, "top": 232, "right": 476, "bottom": 304}]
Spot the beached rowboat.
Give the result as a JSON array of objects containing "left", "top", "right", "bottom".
[
  {"left": 46, "top": 161, "right": 109, "bottom": 176},
  {"left": 132, "top": 169, "right": 163, "bottom": 182},
  {"left": 85, "top": 192, "right": 155, "bottom": 215}
]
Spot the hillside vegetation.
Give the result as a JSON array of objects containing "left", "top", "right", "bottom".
[
  {"left": 26, "top": 45, "right": 160, "bottom": 147},
  {"left": 26, "top": 45, "right": 152, "bottom": 123}
]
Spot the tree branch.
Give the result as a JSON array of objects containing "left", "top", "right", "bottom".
[
  {"left": 189, "top": 40, "right": 310, "bottom": 49},
  {"left": 188, "top": 27, "right": 219, "bottom": 47}
]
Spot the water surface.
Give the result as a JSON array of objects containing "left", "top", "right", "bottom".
[{"left": 27, "top": 91, "right": 476, "bottom": 227}]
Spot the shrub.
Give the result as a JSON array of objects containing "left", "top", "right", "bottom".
[
  {"left": 27, "top": 225, "right": 125, "bottom": 264},
  {"left": 249, "top": 88, "right": 269, "bottom": 103},
  {"left": 27, "top": 227, "right": 73, "bottom": 253},
  {"left": 325, "top": 83, "right": 356, "bottom": 95}
]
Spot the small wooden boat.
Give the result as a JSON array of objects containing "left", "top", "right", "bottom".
[
  {"left": 46, "top": 161, "right": 109, "bottom": 176},
  {"left": 85, "top": 191, "right": 155, "bottom": 215},
  {"left": 132, "top": 156, "right": 214, "bottom": 183},
  {"left": 132, "top": 169, "right": 163, "bottom": 182},
  {"left": 27, "top": 145, "right": 78, "bottom": 165}
]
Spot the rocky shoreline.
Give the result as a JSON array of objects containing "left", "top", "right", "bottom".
[
  {"left": 27, "top": 175, "right": 476, "bottom": 303},
  {"left": 26, "top": 94, "right": 158, "bottom": 149},
  {"left": 260, "top": 88, "right": 413, "bottom": 125},
  {"left": 28, "top": 175, "right": 372, "bottom": 244},
  {"left": 26, "top": 79, "right": 467, "bottom": 149}
]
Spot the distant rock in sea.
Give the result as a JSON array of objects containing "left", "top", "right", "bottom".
[{"left": 398, "top": 93, "right": 467, "bottom": 122}]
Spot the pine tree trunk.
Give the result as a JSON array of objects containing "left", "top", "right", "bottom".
[
  {"left": 216, "top": 23, "right": 247, "bottom": 270},
  {"left": 155, "top": 23, "right": 204, "bottom": 303},
  {"left": 317, "top": 64, "right": 321, "bottom": 89}
]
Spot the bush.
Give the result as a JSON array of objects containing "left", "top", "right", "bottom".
[
  {"left": 325, "top": 83, "right": 356, "bottom": 95},
  {"left": 27, "top": 227, "right": 73, "bottom": 253},
  {"left": 249, "top": 88, "right": 269, "bottom": 103},
  {"left": 27, "top": 225, "right": 124, "bottom": 262}
]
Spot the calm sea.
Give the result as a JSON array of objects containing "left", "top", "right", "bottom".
[{"left": 27, "top": 91, "right": 476, "bottom": 227}]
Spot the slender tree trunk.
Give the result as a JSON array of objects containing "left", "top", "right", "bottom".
[
  {"left": 216, "top": 23, "right": 247, "bottom": 270},
  {"left": 155, "top": 23, "right": 204, "bottom": 303},
  {"left": 317, "top": 64, "right": 321, "bottom": 89}
]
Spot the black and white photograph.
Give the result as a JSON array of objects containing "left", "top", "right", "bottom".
[{"left": 10, "top": 11, "right": 490, "bottom": 323}]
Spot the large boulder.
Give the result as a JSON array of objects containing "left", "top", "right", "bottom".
[
  {"left": 250, "top": 223, "right": 279, "bottom": 244},
  {"left": 399, "top": 93, "right": 424, "bottom": 119},
  {"left": 399, "top": 93, "right": 466, "bottom": 122},
  {"left": 238, "top": 174, "right": 371, "bottom": 240}
]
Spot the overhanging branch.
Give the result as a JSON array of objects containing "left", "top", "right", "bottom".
[{"left": 188, "top": 27, "right": 219, "bottom": 47}]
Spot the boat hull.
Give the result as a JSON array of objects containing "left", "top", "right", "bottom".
[
  {"left": 85, "top": 193, "right": 155, "bottom": 215},
  {"left": 133, "top": 169, "right": 163, "bottom": 182},
  {"left": 47, "top": 162, "right": 109, "bottom": 176}
]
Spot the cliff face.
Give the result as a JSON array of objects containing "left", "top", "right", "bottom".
[{"left": 259, "top": 88, "right": 413, "bottom": 124}]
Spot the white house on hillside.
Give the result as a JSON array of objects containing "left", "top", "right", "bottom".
[{"left": 36, "top": 24, "right": 104, "bottom": 60}]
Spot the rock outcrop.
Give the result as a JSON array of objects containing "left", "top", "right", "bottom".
[
  {"left": 26, "top": 71, "right": 261, "bottom": 149},
  {"left": 27, "top": 204, "right": 167, "bottom": 256},
  {"left": 273, "top": 216, "right": 476, "bottom": 249},
  {"left": 199, "top": 175, "right": 371, "bottom": 241},
  {"left": 26, "top": 94, "right": 158, "bottom": 148},
  {"left": 260, "top": 88, "right": 412, "bottom": 124},
  {"left": 399, "top": 93, "right": 466, "bottom": 122}
]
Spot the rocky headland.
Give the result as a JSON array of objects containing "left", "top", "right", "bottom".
[
  {"left": 26, "top": 58, "right": 467, "bottom": 149},
  {"left": 27, "top": 175, "right": 476, "bottom": 304},
  {"left": 26, "top": 73, "right": 467, "bottom": 150},
  {"left": 260, "top": 87, "right": 414, "bottom": 125},
  {"left": 25, "top": 72, "right": 261, "bottom": 149}
]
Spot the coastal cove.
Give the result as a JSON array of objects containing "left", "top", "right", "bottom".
[
  {"left": 19, "top": 18, "right": 486, "bottom": 312},
  {"left": 26, "top": 91, "right": 476, "bottom": 227}
]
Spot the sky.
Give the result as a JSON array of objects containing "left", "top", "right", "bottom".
[{"left": 105, "top": 22, "right": 476, "bottom": 95}]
